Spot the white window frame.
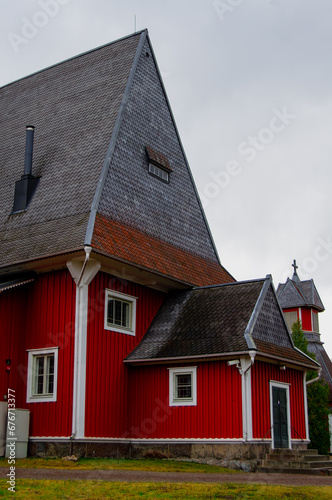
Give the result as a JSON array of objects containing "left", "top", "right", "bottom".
[
  {"left": 26, "top": 347, "right": 59, "bottom": 403},
  {"left": 269, "top": 381, "right": 291, "bottom": 449},
  {"left": 168, "top": 367, "right": 197, "bottom": 406},
  {"left": 104, "top": 289, "right": 137, "bottom": 336}
]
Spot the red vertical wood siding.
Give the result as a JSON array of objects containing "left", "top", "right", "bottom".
[
  {"left": 301, "top": 308, "right": 312, "bottom": 331},
  {"left": 252, "top": 360, "right": 306, "bottom": 440},
  {"left": 85, "top": 272, "right": 165, "bottom": 438},
  {"left": 0, "top": 270, "right": 76, "bottom": 437},
  {"left": 127, "top": 361, "right": 243, "bottom": 439},
  {"left": 0, "top": 286, "right": 27, "bottom": 409}
]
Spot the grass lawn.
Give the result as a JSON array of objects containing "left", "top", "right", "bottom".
[
  {"left": 0, "top": 479, "right": 332, "bottom": 499},
  {"left": 0, "top": 457, "right": 236, "bottom": 473}
]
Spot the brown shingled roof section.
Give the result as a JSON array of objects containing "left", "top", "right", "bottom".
[
  {"left": 254, "top": 338, "right": 318, "bottom": 369},
  {"left": 92, "top": 214, "right": 235, "bottom": 286}
]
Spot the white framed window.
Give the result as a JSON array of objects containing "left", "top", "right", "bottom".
[
  {"left": 27, "top": 347, "right": 59, "bottom": 403},
  {"left": 169, "top": 367, "right": 197, "bottom": 406},
  {"left": 104, "top": 289, "right": 137, "bottom": 336}
]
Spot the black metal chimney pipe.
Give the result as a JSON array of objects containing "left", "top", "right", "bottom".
[
  {"left": 24, "top": 126, "right": 35, "bottom": 176},
  {"left": 12, "top": 125, "right": 39, "bottom": 213}
]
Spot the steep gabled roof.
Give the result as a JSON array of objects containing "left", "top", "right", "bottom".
[
  {"left": 0, "top": 30, "right": 234, "bottom": 286},
  {"left": 1, "top": 32, "right": 141, "bottom": 268},
  {"left": 277, "top": 278, "right": 324, "bottom": 311},
  {"left": 125, "top": 276, "right": 319, "bottom": 370}
]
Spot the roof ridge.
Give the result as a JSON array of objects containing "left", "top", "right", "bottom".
[
  {"left": 194, "top": 277, "right": 266, "bottom": 290},
  {"left": 1, "top": 30, "right": 147, "bottom": 90},
  {"left": 85, "top": 31, "right": 148, "bottom": 245},
  {"left": 243, "top": 276, "right": 271, "bottom": 349}
]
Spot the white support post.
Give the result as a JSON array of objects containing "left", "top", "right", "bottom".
[
  {"left": 240, "top": 355, "right": 254, "bottom": 442},
  {"left": 303, "top": 371, "right": 310, "bottom": 442},
  {"left": 67, "top": 256, "right": 100, "bottom": 439}
]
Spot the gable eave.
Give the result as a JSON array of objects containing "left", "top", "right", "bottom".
[
  {"left": 124, "top": 350, "right": 254, "bottom": 365},
  {"left": 243, "top": 275, "right": 271, "bottom": 350}
]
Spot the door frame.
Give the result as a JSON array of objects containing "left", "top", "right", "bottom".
[{"left": 269, "top": 381, "right": 291, "bottom": 449}]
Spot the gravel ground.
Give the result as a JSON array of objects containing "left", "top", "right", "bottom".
[{"left": 1, "top": 467, "right": 332, "bottom": 486}]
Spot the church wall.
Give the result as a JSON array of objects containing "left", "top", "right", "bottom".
[
  {"left": 127, "top": 361, "right": 243, "bottom": 439},
  {"left": 85, "top": 271, "right": 165, "bottom": 438},
  {"left": 251, "top": 360, "right": 306, "bottom": 441},
  {"left": 0, "top": 270, "right": 76, "bottom": 438}
]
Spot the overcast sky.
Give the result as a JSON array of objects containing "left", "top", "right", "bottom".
[{"left": 1, "top": 0, "right": 332, "bottom": 357}]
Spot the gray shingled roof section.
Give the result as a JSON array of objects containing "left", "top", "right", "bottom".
[
  {"left": 126, "top": 280, "right": 265, "bottom": 361},
  {"left": 0, "top": 32, "right": 141, "bottom": 269},
  {"left": 299, "top": 280, "right": 325, "bottom": 311},
  {"left": 277, "top": 278, "right": 306, "bottom": 308},
  {"left": 253, "top": 284, "right": 293, "bottom": 348},
  {"left": 98, "top": 36, "right": 220, "bottom": 263},
  {"left": 277, "top": 278, "right": 324, "bottom": 311}
]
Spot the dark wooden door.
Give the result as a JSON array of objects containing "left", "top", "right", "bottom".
[{"left": 272, "top": 387, "right": 289, "bottom": 448}]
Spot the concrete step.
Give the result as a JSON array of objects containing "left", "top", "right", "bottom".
[
  {"left": 268, "top": 448, "right": 318, "bottom": 456},
  {"left": 258, "top": 466, "right": 332, "bottom": 476},
  {"left": 264, "top": 454, "right": 330, "bottom": 463},
  {"left": 261, "top": 459, "right": 331, "bottom": 469},
  {"left": 302, "top": 455, "right": 330, "bottom": 462}
]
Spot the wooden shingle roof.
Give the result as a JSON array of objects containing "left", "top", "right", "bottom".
[
  {"left": 125, "top": 276, "right": 319, "bottom": 370},
  {"left": 0, "top": 30, "right": 234, "bottom": 286}
]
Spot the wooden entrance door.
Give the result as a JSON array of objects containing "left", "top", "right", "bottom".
[{"left": 272, "top": 386, "right": 289, "bottom": 448}]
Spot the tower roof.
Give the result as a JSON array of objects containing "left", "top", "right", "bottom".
[{"left": 277, "top": 262, "right": 324, "bottom": 311}]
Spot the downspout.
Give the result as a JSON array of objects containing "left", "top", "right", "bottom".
[
  {"left": 239, "top": 351, "right": 256, "bottom": 376},
  {"left": 71, "top": 246, "right": 92, "bottom": 439},
  {"left": 306, "top": 367, "right": 322, "bottom": 386},
  {"left": 77, "top": 246, "right": 92, "bottom": 287},
  {"left": 239, "top": 351, "right": 256, "bottom": 442}
]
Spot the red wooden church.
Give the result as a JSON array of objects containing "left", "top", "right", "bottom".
[{"left": 0, "top": 30, "right": 319, "bottom": 466}]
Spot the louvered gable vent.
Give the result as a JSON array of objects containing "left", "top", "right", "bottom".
[{"left": 146, "top": 146, "right": 172, "bottom": 183}]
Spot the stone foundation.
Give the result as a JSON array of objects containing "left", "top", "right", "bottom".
[{"left": 28, "top": 441, "right": 280, "bottom": 471}]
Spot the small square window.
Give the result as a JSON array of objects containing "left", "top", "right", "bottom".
[
  {"left": 104, "top": 289, "right": 137, "bottom": 336},
  {"left": 169, "top": 367, "right": 197, "bottom": 406},
  {"left": 27, "top": 348, "right": 58, "bottom": 403}
]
